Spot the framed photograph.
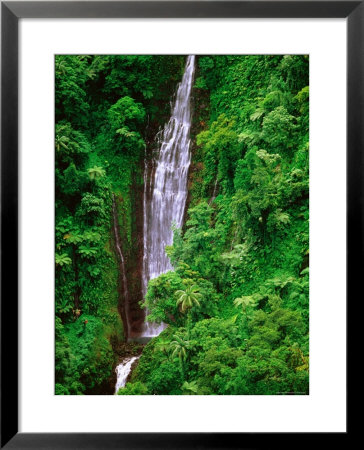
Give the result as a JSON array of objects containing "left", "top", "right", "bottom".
[{"left": 1, "top": 0, "right": 354, "bottom": 447}]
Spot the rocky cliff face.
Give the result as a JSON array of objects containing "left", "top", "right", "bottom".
[
  {"left": 113, "top": 95, "right": 184, "bottom": 339},
  {"left": 114, "top": 57, "right": 211, "bottom": 339}
]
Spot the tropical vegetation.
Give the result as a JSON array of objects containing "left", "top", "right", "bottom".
[{"left": 55, "top": 55, "right": 309, "bottom": 395}]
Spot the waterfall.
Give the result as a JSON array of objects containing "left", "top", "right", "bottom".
[
  {"left": 141, "top": 55, "right": 195, "bottom": 337},
  {"left": 114, "top": 356, "right": 140, "bottom": 394},
  {"left": 112, "top": 195, "right": 131, "bottom": 338},
  {"left": 209, "top": 179, "right": 219, "bottom": 205}
]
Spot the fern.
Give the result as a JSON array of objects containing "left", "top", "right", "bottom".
[{"left": 55, "top": 253, "right": 72, "bottom": 267}]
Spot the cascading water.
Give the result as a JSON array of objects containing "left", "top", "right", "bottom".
[
  {"left": 112, "top": 195, "right": 131, "bottom": 338},
  {"left": 209, "top": 179, "right": 219, "bottom": 205},
  {"left": 114, "top": 356, "right": 140, "bottom": 394},
  {"left": 142, "top": 55, "right": 196, "bottom": 337}
]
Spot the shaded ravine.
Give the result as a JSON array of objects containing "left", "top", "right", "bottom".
[
  {"left": 141, "top": 55, "right": 196, "bottom": 337},
  {"left": 112, "top": 194, "right": 131, "bottom": 339}
]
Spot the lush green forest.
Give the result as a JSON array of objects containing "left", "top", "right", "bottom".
[{"left": 55, "top": 55, "right": 309, "bottom": 395}]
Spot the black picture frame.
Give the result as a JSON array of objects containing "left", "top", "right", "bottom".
[{"left": 1, "top": 1, "right": 355, "bottom": 448}]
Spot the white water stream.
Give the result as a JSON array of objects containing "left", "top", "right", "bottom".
[
  {"left": 114, "top": 356, "right": 140, "bottom": 394},
  {"left": 141, "top": 55, "right": 195, "bottom": 337}
]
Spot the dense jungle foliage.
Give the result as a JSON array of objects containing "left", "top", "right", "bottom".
[{"left": 55, "top": 55, "right": 309, "bottom": 395}]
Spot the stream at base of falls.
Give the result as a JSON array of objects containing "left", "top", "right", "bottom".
[{"left": 114, "top": 355, "right": 140, "bottom": 394}]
